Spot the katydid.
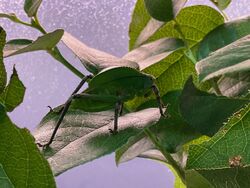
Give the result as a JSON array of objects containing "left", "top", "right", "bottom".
[{"left": 37, "top": 66, "right": 166, "bottom": 148}]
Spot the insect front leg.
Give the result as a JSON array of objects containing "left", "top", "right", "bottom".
[
  {"left": 37, "top": 75, "right": 93, "bottom": 149},
  {"left": 109, "top": 100, "right": 122, "bottom": 134},
  {"left": 151, "top": 84, "right": 166, "bottom": 117}
]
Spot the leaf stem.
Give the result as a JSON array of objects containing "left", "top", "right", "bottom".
[{"left": 144, "top": 128, "right": 186, "bottom": 185}]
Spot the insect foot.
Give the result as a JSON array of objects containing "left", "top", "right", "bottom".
[
  {"left": 36, "top": 142, "right": 51, "bottom": 151},
  {"left": 109, "top": 128, "right": 118, "bottom": 135}
]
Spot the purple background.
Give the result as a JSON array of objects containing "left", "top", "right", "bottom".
[{"left": 0, "top": 0, "right": 249, "bottom": 187}]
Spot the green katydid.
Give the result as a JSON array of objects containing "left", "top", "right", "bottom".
[{"left": 37, "top": 32, "right": 184, "bottom": 148}]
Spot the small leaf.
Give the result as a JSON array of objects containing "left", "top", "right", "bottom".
[
  {"left": 186, "top": 104, "right": 250, "bottom": 187},
  {"left": 0, "top": 67, "right": 26, "bottom": 112},
  {"left": 4, "top": 29, "right": 64, "bottom": 57},
  {"left": 34, "top": 108, "right": 162, "bottom": 175},
  {"left": 198, "top": 15, "right": 250, "bottom": 60},
  {"left": 0, "top": 26, "right": 6, "bottom": 94},
  {"left": 0, "top": 105, "right": 56, "bottom": 187},
  {"left": 144, "top": 0, "right": 174, "bottom": 22},
  {"left": 180, "top": 77, "right": 249, "bottom": 136},
  {"left": 210, "top": 0, "right": 231, "bottom": 10},
  {"left": 123, "top": 37, "right": 184, "bottom": 70},
  {"left": 0, "top": 164, "right": 14, "bottom": 188},
  {"left": 61, "top": 32, "right": 139, "bottom": 74},
  {"left": 196, "top": 35, "right": 250, "bottom": 82},
  {"left": 24, "top": 0, "right": 43, "bottom": 17}
]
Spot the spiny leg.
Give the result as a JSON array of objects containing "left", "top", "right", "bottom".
[
  {"left": 152, "top": 84, "right": 166, "bottom": 117},
  {"left": 37, "top": 75, "right": 93, "bottom": 149},
  {"left": 109, "top": 100, "right": 122, "bottom": 134}
]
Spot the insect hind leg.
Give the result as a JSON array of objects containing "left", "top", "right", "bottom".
[
  {"left": 151, "top": 84, "right": 166, "bottom": 117},
  {"left": 109, "top": 100, "right": 122, "bottom": 135}
]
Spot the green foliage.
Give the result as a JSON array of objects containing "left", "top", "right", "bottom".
[
  {"left": 186, "top": 104, "right": 250, "bottom": 187},
  {"left": 0, "top": 105, "right": 56, "bottom": 187},
  {"left": 0, "top": 67, "right": 26, "bottom": 112},
  {"left": 24, "top": 0, "right": 43, "bottom": 17},
  {"left": 4, "top": 29, "right": 64, "bottom": 58},
  {"left": 1, "top": 0, "right": 250, "bottom": 187}
]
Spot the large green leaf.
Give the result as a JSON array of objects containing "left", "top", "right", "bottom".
[
  {"left": 196, "top": 35, "right": 250, "bottom": 82},
  {"left": 61, "top": 32, "right": 139, "bottom": 74},
  {"left": 116, "top": 91, "right": 200, "bottom": 164},
  {"left": 4, "top": 29, "right": 64, "bottom": 57},
  {"left": 0, "top": 105, "right": 56, "bottom": 187},
  {"left": 186, "top": 104, "right": 250, "bottom": 187},
  {"left": 0, "top": 164, "right": 14, "bottom": 188},
  {"left": 198, "top": 15, "right": 250, "bottom": 60},
  {"left": 129, "top": 0, "right": 187, "bottom": 49},
  {"left": 180, "top": 77, "right": 249, "bottom": 136},
  {"left": 0, "top": 27, "right": 6, "bottom": 94},
  {"left": 144, "top": 0, "right": 174, "bottom": 22},
  {"left": 0, "top": 67, "right": 26, "bottom": 112},
  {"left": 210, "top": 0, "right": 231, "bottom": 10},
  {"left": 24, "top": 0, "right": 43, "bottom": 17},
  {"left": 123, "top": 37, "right": 184, "bottom": 70},
  {"left": 34, "top": 108, "right": 163, "bottom": 175}
]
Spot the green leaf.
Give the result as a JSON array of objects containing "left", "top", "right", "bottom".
[
  {"left": 0, "top": 27, "right": 6, "bottom": 94},
  {"left": 123, "top": 37, "right": 184, "bottom": 70},
  {"left": 116, "top": 91, "right": 200, "bottom": 164},
  {"left": 34, "top": 108, "right": 162, "bottom": 175},
  {"left": 210, "top": 0, "right": 231, "bottom": 10},
  {"left": 0, "top": 105, "right": 56, "bottom": 187},
  {"left": 147, "top": 5, "right": 224, "bottom": 46},
  {"left": 0, "top": 164, "right": 14, "bottom": 188},
  {"left": 185, "top": 170, "right": 213, "bottom": 188},
  {"left": 186, "top": 104, "right": 250, "bottom": 187},
  {"left": 198, "top": 16, "right": 250, "bottom": 60},
  {"left": 4, "top": 29, "right": 64, "bottom": 58},
  {"left": 129, "top": 0, "right": 187, "bottom": 49},
  {"left": 216, "top": 72, "right": 250, "bottom": 98},
  {"left": 24, "top": 0, "right": 42, "bottom": 17},
  {"left": 0, "top": 67, "right": 26, "bottom": 112},
  {"left": 144, "top": 0, "right": 174, "bottom": 22},
  {"left": 61, "top": 32, "right": 139, "bottom": 74},
  {"left": 196, "top": 35, "right": 250, "bottom": 82},
  {"left": 180, "top": 77, "right": 249, "bottom": 136},
  {"left": 167, "top": 164, "right": 186, "bottom": 188}
]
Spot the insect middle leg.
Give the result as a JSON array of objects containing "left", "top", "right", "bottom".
[
  {"left": 151, "top": 84, "right": 166, "bottom": 117},
  {"left": 109, "top": 100, "right": 123, "bottom": 134},
  {"left": 37, "top": 74, "right": 93, "bottom": 149}
]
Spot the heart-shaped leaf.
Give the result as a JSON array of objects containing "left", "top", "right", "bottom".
[
  {"left": 24, "top": 0, "right": 43, "bottom": 17},
  {"left": 34, "top": 108, "right": 163, "bottom": 175},
  {"left": 0, "top": 105, "right": 56, "bottom": 187},
  {"left": 180, "top": 77, "right": 249, "bottom": 136},
  {"left": 0, "top": 27, "right": 6, "bottom": 94},
  {"left": 186, "top": 104, "right": 250, "bottom": 187},
  {"left": 4, "top": 29, "right": 64, "bottom": 57},
  {"left": 61, "top": 32, "right": 139, "bottom": 74},
  {"left": 196, "top": 35, "right": 250, "bottom": 82},
  {"left": 198, "top": 15, "right": 250, "bottom": 60},
  {"left": 0, "top": 67, "right": 26, "bottom": 112}
]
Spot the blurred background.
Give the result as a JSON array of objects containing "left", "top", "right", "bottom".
[{"left": 0, "top": 0, "right": 249, "bottom": 187}]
